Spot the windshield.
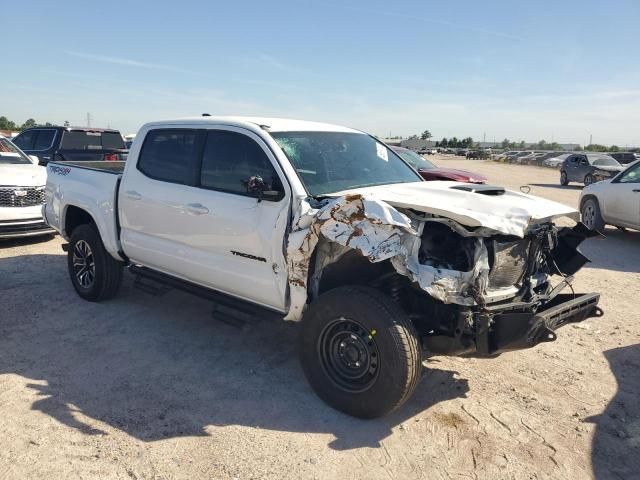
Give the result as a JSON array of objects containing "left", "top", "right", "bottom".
[
  {"left": 271, "top": 132, "right": 422, "bottom": 195},
  {"left": 590, "top": 156, "right": 620, "bottom": 167},
  {"left": 394, "top": 149, "right": 436, "bottom": 170},
  {"left": 0, "top": 138, "right": 32, "bottom": 165}
]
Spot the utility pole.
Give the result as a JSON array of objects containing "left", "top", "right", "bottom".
[
  {"left": 589, "top": 133, "right": 592, "bottom": 146},
  {"left": 86, "top": 112, "right": 92, "bottom": 128}
]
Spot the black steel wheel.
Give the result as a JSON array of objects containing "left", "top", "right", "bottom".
[
  {"left": 300, "top": 285, "right": 421, "bottom": 418},
  {"left": 318, "top": 317, "right": 380, "bottom": 393}
]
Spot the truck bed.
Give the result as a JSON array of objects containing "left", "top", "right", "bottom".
[{"left": 44, "top": 161, "right": 124, "bottom": 259}]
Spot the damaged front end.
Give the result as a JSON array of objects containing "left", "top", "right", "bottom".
[{"left": 285, "top": 193, "right": 602, "bottom": 357}]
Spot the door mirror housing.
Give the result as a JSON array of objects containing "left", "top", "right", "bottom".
[
  {"left": 29, "top": 155, "right": 39, "bottom": 165},
  {"left": 246, "top": 175, "right": 282, "bottom": 202}
]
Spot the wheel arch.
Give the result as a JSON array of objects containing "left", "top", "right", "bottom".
[
  {"left": 63, "top": 205, "right": 95, "bottom": 237},
  {"left": 579, "top": 193, "right": 600, "bottom": 211},
  {"left": 61, "top": 204, "right": 124, "bottom": 262}
]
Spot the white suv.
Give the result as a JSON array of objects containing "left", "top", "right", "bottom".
[{"left": 0, "top": 136, "right": 54, "bottom": 238}]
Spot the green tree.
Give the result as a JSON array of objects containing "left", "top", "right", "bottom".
[
  {"left": 440, "top": 137, "right": 448, "bottom": 147},
  {"left": 450, "top": 137, "right": 459, "bottom": 148},
  {"left": 0, "top": 116, "right": 18, "bottom": 131},
  {"left": 421, "top": 130, "right": 432, "bottom": 140},
  {"left": 21, "top": 118, "right": 37, "bottom": 129},
  {"left": 609, "top": 145, "right": 620, "bottom": 152},
  {"left": 501, "top": 138, "right": 511, "bottom": 149},
  {"left": 585, "top": 144, "right": 608, "bottom": 152},
  {"left": 518, "top": 140, "right": 526, "bottom": 149}
]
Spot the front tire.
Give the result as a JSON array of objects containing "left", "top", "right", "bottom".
[
  {"left": 581, "top": 198, "right": 605, "bottom": 231},
  {"left": 300, "top": 286, "right": 422, "bottom": 418},
  {"left": 560, "top": 170, "right": 568, "bottom": 185},
  {"left": 584, "top": 174, "right": 594, "bottom": 186},
  {"left": 68, "top": 224, "right": 123, "bottom": 301}
]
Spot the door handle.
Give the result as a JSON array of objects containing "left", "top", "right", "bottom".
[
  {"left": 124, "top": 190, "right": 142, "bottom": 200},
  {"left": 185, "top": 203, "right": 209, "bottom": 215}
]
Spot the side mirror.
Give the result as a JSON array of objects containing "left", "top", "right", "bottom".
[
  {"left": 246, "top": 175, "right": 281, "bottom": 202},
  {"left": 29, "top": 155, "right": 39, "bottom": 165}
]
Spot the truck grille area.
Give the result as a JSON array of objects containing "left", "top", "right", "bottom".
[
  {"left": 488, "top": 239, "right": 530, "bottom": 288},
  {"left": 0, "top": 186, "right": 46, "bottom": 207}
]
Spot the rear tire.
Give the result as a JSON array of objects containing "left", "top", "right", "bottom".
[
  {"left": 581, "top": 198, "right": 605, "bottom": 231},
  {"left": 560, "top": 170, "right": 568, "bottom": 186},
  {"left": 300, "top": 286, "right": 422, "bottom": 418},
  {"left": 68, "top": 224, "right": 123, "bottom": 301}
]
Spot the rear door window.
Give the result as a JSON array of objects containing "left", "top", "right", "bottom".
[
  {"left": 33, "top": 129, "right": 56, "bottom": 150},
  {"left": 137, "top": 129, "right": 201, "bottom": 185},
  {"left": 13, "top": 131, "right": 35, "bottom": 150}
]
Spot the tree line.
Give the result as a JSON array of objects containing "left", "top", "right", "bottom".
[
  {"left": 436, "top": 137, "right": 475, "bottom": 148},
  {"left": 0, "top": 115, "right": 59, "bottom": 132}
]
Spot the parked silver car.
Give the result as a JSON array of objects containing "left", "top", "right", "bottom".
[{"left": 580, "top": 160, "right": 640, "bottom": 231}]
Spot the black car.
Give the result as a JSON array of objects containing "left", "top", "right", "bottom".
[
  {"left": 609, "top": 152, "right": 640, "bottom": 165},
  {"left": 12, "top": 126, "right": 128, "bottom": 166},
  {"left": 466, "top": 150, "right": 489, "bottom": 159},
  {"left": 560, "top": 153, "right": 626, "bottom": 186}
]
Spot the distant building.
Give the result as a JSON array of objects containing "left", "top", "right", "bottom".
[
  {"left": 380, "top": 138, "right": 436, "bottom": 151},
  {"left": 0, "top": 129, "right": 19, "bottom": 138},
  {"left": 558, "top": 143, "right": 581, "bottom": 151},
  {"left": 400, "top": 138, "right": 436, "bottom": 151},
  {"left": 476, "top": 141, "right": 581, "bottom": 151}
]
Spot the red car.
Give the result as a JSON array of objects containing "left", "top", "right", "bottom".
[{"left": 391, "top": 146, "right": 487, "bottom": 184}]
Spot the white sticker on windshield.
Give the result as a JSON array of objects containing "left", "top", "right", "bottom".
[
  {"left": 376, "top": 143, "right": 388, "bottom": 162},
  {"left": 0, "top": 152, "right": 20, "bottom": 157}
]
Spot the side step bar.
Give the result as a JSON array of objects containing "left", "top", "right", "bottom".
[{"left": 129, "top": 265, "right": 283, "bottom": 328}]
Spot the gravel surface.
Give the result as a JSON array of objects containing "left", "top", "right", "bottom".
[{"left": 1, "top": 157, "right": 638, "bottom": 479}]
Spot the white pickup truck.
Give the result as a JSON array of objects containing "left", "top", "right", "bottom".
[{"left": 44, "top": 116, "right": 601, "bottom": 418}]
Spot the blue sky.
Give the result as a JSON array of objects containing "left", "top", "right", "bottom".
[{"left": 3, "top": 0, "right": 640, "bottom": 145}]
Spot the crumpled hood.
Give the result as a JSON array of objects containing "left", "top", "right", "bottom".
[
  {"left": 0, "top": 164, "right": 47, "bottom": 187},
  {"left": 329, "top": 181, "right": 579, "bottom": 237},
  {"left": 593, "top": 165, "right": 625, "bottom": 173}
]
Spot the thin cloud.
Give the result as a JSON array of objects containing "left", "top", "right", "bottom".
[
  {"left": 310, "top": 1, "right": 523, "bottom": 40},
  {"left": 65, "top": 51, "right": 200, "bottom": 74}
]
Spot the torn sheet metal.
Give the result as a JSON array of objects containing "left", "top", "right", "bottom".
[
  {"left": 285, "top": 194, "right": 416, "bottom": 320},
  {"left": 284, "top": 193, "right": 494, "bottom": 321}
]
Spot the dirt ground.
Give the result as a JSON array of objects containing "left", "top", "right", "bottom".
[{"left": 1, "top": 157, "right": 638, "bottom": 480}]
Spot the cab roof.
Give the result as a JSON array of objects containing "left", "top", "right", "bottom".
[{"left": 144, "top": 116, "right": 363, "bottom": 134}]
